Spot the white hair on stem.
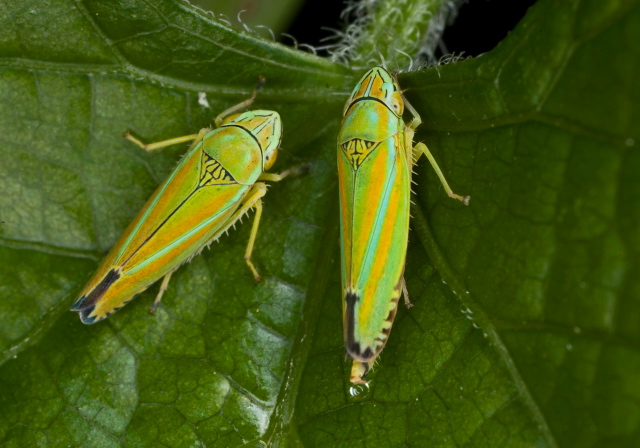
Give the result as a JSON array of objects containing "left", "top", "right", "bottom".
[
  {"left": 255, "top": 25, "right": 276, "bottom": 41},
  {"left": 281, "top": 33, "right": 299, "bottom": 50},
  {"left": 327, "top": 0, "right": 467, "bottom": 71}
]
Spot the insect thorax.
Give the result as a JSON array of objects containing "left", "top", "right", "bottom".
[
  {"left": 201, "top": 127, "right": 263, "bottom": 184},
  {"left": 199, "top": 152, "right": 236, "bottom": 187},
  {"left": 340, "top": 138, "right": 378, "bottom": 170}
]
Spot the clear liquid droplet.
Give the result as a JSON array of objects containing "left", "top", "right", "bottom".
[{"left": 349, "top": 383, "right": 370, "bottom": 399}]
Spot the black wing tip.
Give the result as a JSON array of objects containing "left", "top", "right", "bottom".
[
  {"left": 345, "top": 291, "right": 374, "bottom": 360},
  {"left": 344, "top": 290, "right": 380, "bottom": 362},
  {"left": 70, "top": 268, "right": 121, "bottom": 321},
  {"left": 345, "top": 291, "right": 361, "bottom": 355},
  {"left": 71, "top": 304, "right": 98, "bottom": 324},
  {"left": 346, "top": 341, "right": 374, "bottom": 361},
  {"left": 69, "top": 296, "right": 86, "bottom": 312},
  {"left": 70, "top": 292, "right": 95, "bottom": 311}
]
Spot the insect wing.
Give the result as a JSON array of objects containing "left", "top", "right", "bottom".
[
  {"left": 72, "top": 130, "right": 250, "bottom": 323},
  {"left": 338, "top": 122, "right": 411, "bottom": 362}
]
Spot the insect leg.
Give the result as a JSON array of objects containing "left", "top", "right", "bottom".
[
  {"left": 402, "top": 93, "right": 423, "bottom": 131},
  {"left": 244, "top": 198, "right": 264, "bottom": 283},
  {"left": 230, "top": 183, "right": 270, "bottom": 282},
  {"left": 149, "top": 270, "right": 174, "bottom": 313},
  {"left": 215, "top": 76, "right": 266, "bottom": 127},
  {"left": 124, "top": 127, "right": 208, "bottom": 152},
  {"left": 206, "top": 183, "right": 268, "bottom": 281},
  {"left": 412, "top": 142, "right": 470, "bottom": 205},
  {"left": 401, "top": 278, "right": 413, "bottom": 308},
  {"left": 257, "top": 164, "right": 310, "bottom": 182}
]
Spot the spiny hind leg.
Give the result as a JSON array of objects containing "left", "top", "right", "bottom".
[
  {"left": 412, "top": 142, "right": 470, "bottom": 205},
  {"left": 209, "top": 183, "right": 268, "bottom": 282},
  {"left": 243, "top": 197, "right": 265, "bottom": 283},
  {"left": 124, "top": 127, "right": 209, "bottom": 152},
  {"left": 149, "top": 270, "right": 175, "bottom": 314},
  {"left": 401, "top": 92, "right": 469, "bottom": 204}
]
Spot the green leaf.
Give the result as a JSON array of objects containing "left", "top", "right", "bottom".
[
  {"left": 1, "top": 0, "right": 638, "bottom": 446},
  {"left": 188, "top": 0, "right": 307, "bottom": 38}
]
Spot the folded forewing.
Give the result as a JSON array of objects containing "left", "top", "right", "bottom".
[
  {"left": 339, "top": 134, "right": 411, "bottom": 360},
  {"left": 74, "top": 142, "right": 249, "bottom": 322}
]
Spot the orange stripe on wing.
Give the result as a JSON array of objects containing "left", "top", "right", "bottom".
[{"left": 353, "top": 134, "right": 411, "bottom": 352}]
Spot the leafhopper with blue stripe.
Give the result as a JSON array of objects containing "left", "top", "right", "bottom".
[
  {"left": 338, "top": 67, "right": 469, "bottom": 385},
  {"left": 72, "top": 79, "right": 300, "bottom": 324}
]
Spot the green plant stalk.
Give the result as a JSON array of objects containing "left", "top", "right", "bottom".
[{"left": 335, "top": 0, "right": 461, "bottom": 69}]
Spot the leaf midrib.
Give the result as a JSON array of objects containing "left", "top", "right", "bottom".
[
  {"left": 263, "top": 185, "right": 341, "bottom": 446},
  {"left": 411, "top": 200, "right": 559, "bottom": 448}
]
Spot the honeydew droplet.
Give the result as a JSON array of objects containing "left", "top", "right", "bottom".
[{"left": 349, "top": 383, "right": 370, "bottom": 399}]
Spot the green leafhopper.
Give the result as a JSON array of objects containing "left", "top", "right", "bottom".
[
  {"left": 72, "top": 79, "right": 300, "bottom": 324},
  {"left": 338, "top": 67, "right": 469, "bottom": 385}
]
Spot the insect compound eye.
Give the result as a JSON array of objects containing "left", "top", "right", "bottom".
[
  {"left": 390, "top": 91, "right": 404, "bottom": 116},
  {"left": 264, "top": 148, "right": 278, "bottom": 170}
]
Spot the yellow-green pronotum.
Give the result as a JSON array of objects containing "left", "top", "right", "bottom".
[
  {"left": 338, "top": 67, "right": 469, "bottom": 385},
  {"left": 72, "top": 79, "right": 298, "bottom": 324}
]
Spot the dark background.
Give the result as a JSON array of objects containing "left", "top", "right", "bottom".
[{"left": 287, "top": 0, "right": 538, "bottom": 58}]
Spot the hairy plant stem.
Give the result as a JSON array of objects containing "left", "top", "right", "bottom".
[{"left": 331, "top": 0, "right": 464, "bottom": 70}]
